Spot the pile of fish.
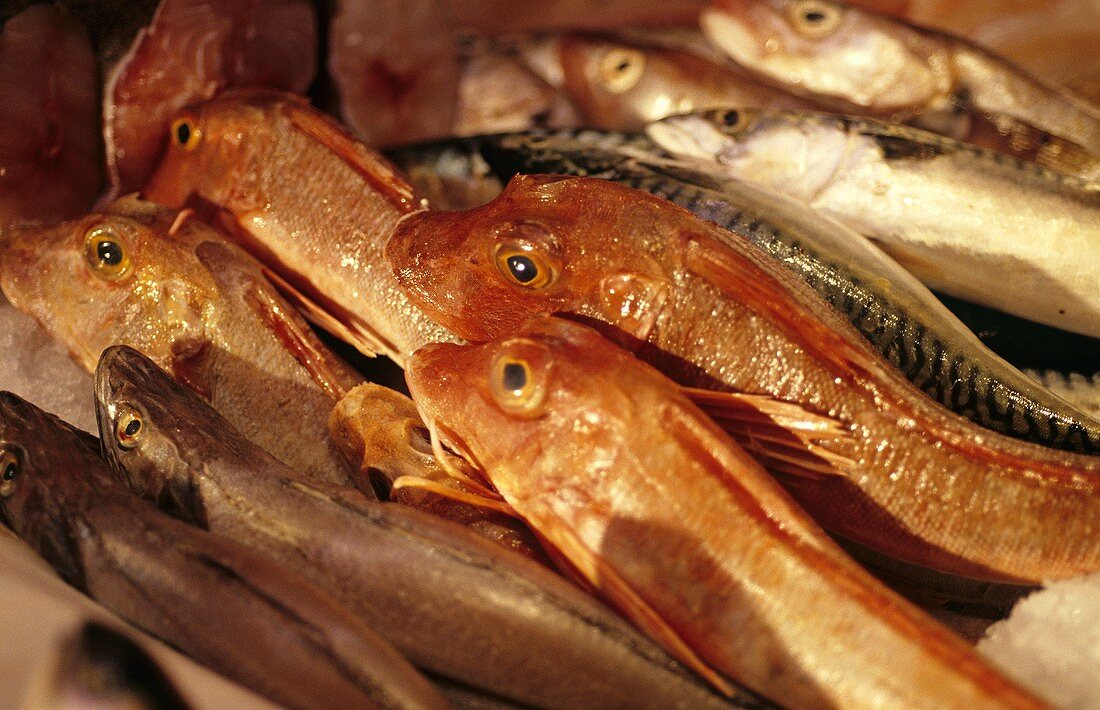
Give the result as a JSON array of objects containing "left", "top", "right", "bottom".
[{"left": 1, "top": 0, "right": 1098, "bottom": 708}]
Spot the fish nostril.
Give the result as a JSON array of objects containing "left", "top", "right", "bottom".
[{"left": 407, "top": 425, "right": 433, "bottom": 456}]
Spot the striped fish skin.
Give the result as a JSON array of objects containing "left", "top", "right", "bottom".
[{"left": 387, "top": 131, "right": 1100, "bottom": 453}]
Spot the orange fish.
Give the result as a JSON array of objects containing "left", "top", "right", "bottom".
[{"left": 387, "top": 174, "right": 1100, "bottom": 585}]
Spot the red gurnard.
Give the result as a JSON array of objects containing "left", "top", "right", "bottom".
[
  {"left": 387, "top": 174, "right": 1100, "bottom": 584},
  {"left": 405, "top": 316, "right": 1043, "bottom": 709}
]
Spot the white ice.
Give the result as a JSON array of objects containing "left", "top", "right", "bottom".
[
  {"left": 0, "top": 294, "right": 97, "bottom": 432},
  {"left": 979, "top": 573, "right": 1100, "bottom": 709}
]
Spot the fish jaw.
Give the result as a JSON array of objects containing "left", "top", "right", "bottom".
[
  {"left": 648, "top": 110, "right": 850, "bottom": 205},
  {"left": 703, "top": 0, "right": 943, "bottom": 112}
]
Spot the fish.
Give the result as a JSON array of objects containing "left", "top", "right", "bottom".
[
  {"left": 0, "top": 194, "right": 362, "bottom": 486},
  {"left": 143, "top": 89, "right": 457, "bottom": 364},
  {"left": 0, "top": 5, "right": 102, "bottom": 232},
  {"left": 646, "top": 109, "right": 1100, "bottom": 337},
  {"left": 404, "top": 315, "right": 1045, "bottom": 709},
  {"left": 0, "top": 530, "right": 277, "bottom": 709},
  {"left": 700, "top": 0, "right": 1100, "bottom": 180},
  {"left": 0, "top": 391, "right": 451, "bottom": 710},
  {"left": 387, "top": 173, "right": 1100, "bottom": 584},
  {"left": 104, "top": 0, "right": 317, "bottom": 194},
  {"left": 513, "top": 33, "right": 817, "bottom": 132},
  {"left": 386, "top": 130, "right": 1100, "bottom": 454},
  {"left": 452, "top": 50, "right": 580, "bottom": 137},
  {"left": 94, "top": 344, "right": 752, "bottom": 710},
  {"left": 328, "top": 382, "right": 547, "bottom": 560}
]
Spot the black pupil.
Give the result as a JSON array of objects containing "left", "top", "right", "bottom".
[
  {"left": 124, "top": 419, "right": 141, "bottom": 437},
  {"left": 723, "top": 110, "right": 740, "bottom": 126},
  {"left": 502, "top": 362, "right": 527, "bottom": 392},
  {"left": 616, "top": 60, "right": 631, "bottom": 73},
  {"left": 3, "top": 463, "right": 15, "bottom": 481},
  {"left": 176, "top": 122, "right": 191, "bottom": 144},
  {"left": 804, "top": 10, "right": 826, "bottom": 22},
  {"left": 96, "top": 240, "right": 122, "bottom": 266},
  {"left": 506, "top": 255, "right": 539, "bottom": 284}
]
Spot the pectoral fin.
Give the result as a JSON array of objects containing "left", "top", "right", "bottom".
[
  {"left": 684, "top": 387, "right": 855, "bottom": 481},
  {"left": 520, "top": 502, "right": 736, "bottom": 698},
  {"left": 194, "top": 240, "right": 359, "bottom": 401},
  {"left": 283, "top": 101, "right": 417, "bottom": 213},
  {"left": 260, "top": 265, "right": 390, "bottom": 360},
  {"left": 682, "top": 235, "right": 871, "bottom": 382}
]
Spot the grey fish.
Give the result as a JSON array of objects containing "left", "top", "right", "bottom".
[
  {"left": 0, "top": 391, "right": 450, "bottom": 710},
  {"left": 387, "top": 130, "right": 1100, "bottom": 453},
  {"left": 94, "top": 345, "right": 759, "bottom": 710}
]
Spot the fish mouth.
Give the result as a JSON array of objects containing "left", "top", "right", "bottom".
[{"left": 416, "top": 408, "right": 499, "bottom": 499}]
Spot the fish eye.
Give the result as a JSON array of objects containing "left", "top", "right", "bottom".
[
  {"left": 170, "top": 117, "right": 202, "bottom": 151},
  {"left": 597, "top": 48, "right": 645, "bottom": 94},
  {"left": 786, "top": 0, "right": 844, "bottom": 37},
  {"left": 716, "top": 109, "right": 749, "bottom": 131},
  {"left": 0, "top": 447, "right": 21, "bottom": 498},
  {"left": 115, "top": 407, "right": 145, "bottom": 450},
  {"left": 492, "top": 223, "right": 559, "bottom": 290},
  {"left": 82, "top": 225, "right": 132, "bottom": 281},
  {"left": 488, "top": 339, "right": 553, "bottom": 417}
]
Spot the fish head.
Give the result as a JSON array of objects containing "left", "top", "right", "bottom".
[
  {"left": 701, "top": 0, "right": 942, "bottom": 112},
  {"left": 556, "top": 35, "right": 736, "bottom": 130},
  {"left": 144, "top": 89, "right": 281, "bottom": 211},
  {"left": 406, "top": 316, "right": 641, "bottom": 496},
  {"left": 0, "top": 392, "right": 102, "bottom": 577},
  {"left": 95, "top": 344, "right": 251, "bottom": 511},
  {"left": 0, "top": 195, "right": 217, "bottom": 376},
  {"left": 647, "top": 108, "right": 850, "bottom": 202},
  {"left": 387, "top": 174, "right": 672, "bottom": 343}
]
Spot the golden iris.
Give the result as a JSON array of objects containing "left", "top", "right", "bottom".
[
  {"left": 115, "top": 407, "right": 144, "bottom": 450},
  {"left": 83, "top": 226, "right": 132, "bottom": 281},
  {"left": 0, "top": 447, "right": 20, "bottom": 498},
  {"left": 170, "top": 117, "right": 202, "bottom": 151},
  {"left": 786, "top": 0, "right": 844, "bottom": 37}
]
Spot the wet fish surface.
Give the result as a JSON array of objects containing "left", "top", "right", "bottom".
[
  {"left": 387, "top": 174, "right": 1100, "bottom": 583},
  {"left": 95, "top": 345, "right": 752, "bottom": 710},
  {"left": 700, "top": 0, "right": 1100, "bottom": 179},
  {"left": 405, "top": 316, "right": 1045, "bottom": 709},
  {"left": 144, "top": 89, "right": 457, "bottom": 364},
  {"left": 0, "top": 195, "right": 361, "bottom": 485},
  {"left": 647, "top": 109, "right": 1100, "bottom": 337},
  {"left": 387, "top": 130, "right": 1100, "bottom": 453},
  {"left": 0, "top": 392, "right": 450, "bottom": 710}
]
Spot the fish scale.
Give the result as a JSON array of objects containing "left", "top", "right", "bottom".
[{"left": 389, "top": 130, "right": 1100, "bottom": 453}]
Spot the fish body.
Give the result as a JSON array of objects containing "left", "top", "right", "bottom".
[
  {"left": 0, "top": 195, "right": 361, "bottom": 485},
  {"left": 647, "top": 109, "right": 1100, "bottom": 337},
  {"left": 405, "top": 316, "right": 1044, "bottom": 709},
  {"left": 94, "top": 345, "right": 748, "bottom": 710},
  {"left": 144, "top": 89, "right": 456, "bottom": 363},
  {"left": 386, "top": 131, "right": 1100, "bottom": 453},
  {"left": 513, "top": 33, "right": 816, "bottom": 132},
  {"left": 104, "top": 0, "right": 317, "bottom": 194},
  {"left": 388, "top": 174, "right": 1100, "bottom": 583},
  {"left": 701, "top": 0, "right": 1100, "bottom": 179},
  {"left": 0, "top": 392, "right": 449, "bottom": 710}
]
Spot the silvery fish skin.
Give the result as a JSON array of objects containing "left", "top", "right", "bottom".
[
  {"left": 647, "top": 109, "right": 1100, "bottom": 338},
  {"left": 386, "top": 130, "right": 1100, "bottom": 453},
  {"left": 0, "top": 392, "right": 450, "bottom": 710},
  {"left": 94, "top": 345, "right": 752, "bottom": 710},
  {"left": 700, "top": 0, "right": 1100, "bottom": 180},
  {"left": 0, "top": 194, "right": 361, "bottom": 486}
]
